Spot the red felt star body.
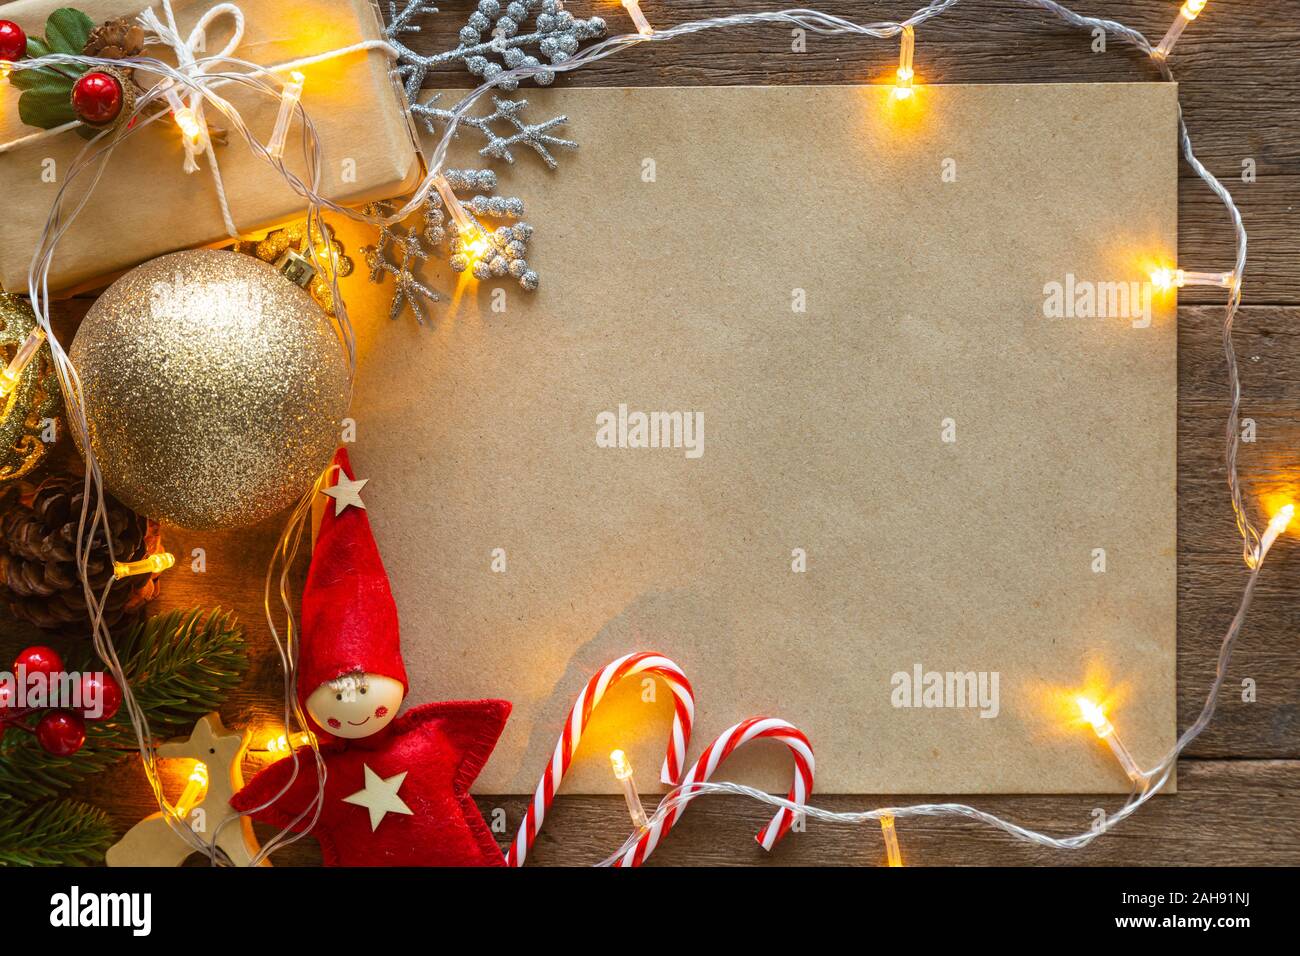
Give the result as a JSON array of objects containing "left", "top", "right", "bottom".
[{"left": 231, "top": 699, "right": 510, "bottom": 867}]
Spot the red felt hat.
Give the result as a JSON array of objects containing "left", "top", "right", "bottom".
[{"left": 298, "top": 448, "right": 408, "bottom": 712}]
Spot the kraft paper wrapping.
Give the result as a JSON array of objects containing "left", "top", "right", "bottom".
[
  {"left": 0, "top": 0, "right": 421, "bottom": 291},
  {"left": 341, "top": 83, "right": 1178, "bottom": 795}
]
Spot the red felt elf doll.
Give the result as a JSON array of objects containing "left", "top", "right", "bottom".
[{"left": 230, "top": 448, "right": 510, "bottom": 866}]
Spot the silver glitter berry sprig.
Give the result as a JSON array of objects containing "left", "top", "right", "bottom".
[
  {"left": 362, "top": 169, "right": 538, "bottom": 324},
  {"left": 412, "top": 93, "right": 576, "bottom": 169},
  {"left": 385, "top": 0, "right": 606, "bottom": 97},
  {"left": 361, "top": 203, "right": 439, "bottom": 323}
]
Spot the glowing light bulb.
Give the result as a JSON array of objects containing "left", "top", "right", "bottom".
[
  {"left": 462, "top": 230, "right": 490, "bottom": 261},
  {"left": 610, "top": 748, "right": 633, "bottom": 781},
  {"left": 621, "top": 0, "right": 654, "bottom": 36},
  {"left": 0, "top": 328, "right": 45, "bottom": 399},
  {"left": 1075, "top": 696, "right": 1146, "bottom": 789},
  {"left": 1150, "top": 267, "right": 1234, "bottom": 291},
  {"left": 609, "top": 749, "right": 650, "bottom": 831},
  {"left": 174, "top": 106, "right": 203, "bottom": 146},
  {"left": 1076, "top": 696, "right": 1111, "bottom": 735},
  {"left": 1149, "top": 267, "right": 1176, "bottom": 292},
  {"left": 1155, "top": 0, "right": 1210, "bottom": 59},
  {"left": 432, "top": 176, "right": 491, "bottom": 266},
  {"left": 267, "top": 71, "right": 306, "bottom": 160},
  {"left": 162, "top": 84, "right": 207, "bottom": 173},
  {"left": 1252, "top": 503, "right": 1294, "bottom": 566},
  {"left": 880, "top": 813, "right": 903, "bottom": 867},
  {"left": 113, "top": 551, "right": 175, "bottom": 579},
  {"left": 893, "top": 25, "right": 916, "bottom": 100},
  {"left": 173, "top": 761, "right": 209, "bottom": 823},
  {"left": 264, "top": 731, "right": 312, "bottom": 754}
]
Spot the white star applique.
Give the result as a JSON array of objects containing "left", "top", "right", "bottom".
[
  {"left": 342, "top": 764, "right": 414, "bottom": 831},
  {"left": 322, "top": 473, "right": 368, "bottom": 515}
]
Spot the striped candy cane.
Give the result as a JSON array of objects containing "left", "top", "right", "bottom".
[
  {"left": 506, "top": 652, "right": 694, "bottom": 867},
  {"left": 613, "top": 716, "right": 814, "bottom": 867}
]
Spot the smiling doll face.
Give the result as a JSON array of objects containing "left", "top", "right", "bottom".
[{"left": 306, "top": 672, "right": 405, "bottom": 739}]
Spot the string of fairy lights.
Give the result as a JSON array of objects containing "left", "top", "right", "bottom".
[
  {"left": 3, "top": 13, "right": 361, "bottom": 863},
  {"left": 0, "top": 0, "right": 1286, "bottom": 866}
]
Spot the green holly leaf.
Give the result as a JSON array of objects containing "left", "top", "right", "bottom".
[
  {"left": 17, "top": 73, "right": 78, "bottom": 128},
  {"left": 9, "top": 9, "right": 91, "bottom": 125},
  {"left": 12, "top": 9, "right": 97, "bottom": 130},
  {"left": 8, "top": 37, "right": 64, "bottom": 92},
  {"left": 42, "top": 8, "right": 94, "bottom": 56},
  {"left": 6, "top": 67, "right": 51, "bottom": 91},
  {"left": 24, "top": 36, "right": 52, "bottom": 58},
  {"left": 7, "top": 61, "right": 83, "bottom": 93}
]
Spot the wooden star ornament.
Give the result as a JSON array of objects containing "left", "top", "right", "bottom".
[
  {"left": 322, "top": 471, "right": 368, "bottom": 515},
  {"left": 344, "top": 764, "right": 414, "bottom": 830}
]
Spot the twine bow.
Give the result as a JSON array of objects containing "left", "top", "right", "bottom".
[{"left": 138, "top": 0, "right": 245, "bottom": 234}]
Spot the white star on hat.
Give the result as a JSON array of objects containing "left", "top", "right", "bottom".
[
  {"left": 322, "top": 472, "right": 368, "bottom": 515},
  {"left": 342, "top": 764, "right": 413, "bottom": 831}
]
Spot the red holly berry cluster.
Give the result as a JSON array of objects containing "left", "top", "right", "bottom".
[
  {"left": 0, "top": 646, "right": 122, "bottom": 757},
  {"left": 1, "top": 18, "right": 125, "bottom": 128}
]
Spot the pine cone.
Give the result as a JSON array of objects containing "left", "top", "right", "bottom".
[
  {"left": 82, "top": 17, "right": 146, "bottom": 86},
  {"left": 0, "top": 474, "right": 162, "bottom": 635}
]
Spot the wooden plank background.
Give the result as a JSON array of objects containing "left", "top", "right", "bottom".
[{"left": 4, "top": 0, "right": 1298, "bottom": 866}]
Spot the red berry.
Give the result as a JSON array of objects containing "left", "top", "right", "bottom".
[
  {"left": 0, "top": 21, "right": 26, "bottom": 62},
  {"left": 13, "top": 645, "right": 64, "bottom": 680},
  {"left": 79, "top": 672, "right": 121, "bottom": 722},
  {"left": 71, "top": 71, "right": 123, "bottom": 126},
  {"left": 35, "top": 711, "right": 85, "bottom": 756}
]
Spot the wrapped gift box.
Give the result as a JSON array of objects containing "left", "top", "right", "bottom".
[{"left": 0, "top": 0, "right": 422, "bottom": 292}]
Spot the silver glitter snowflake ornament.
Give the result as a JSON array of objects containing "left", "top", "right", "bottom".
[
  {"left": 412, "top": 93, "right": 576, "bottom": 169},
  {"left": 386, "top": 0, "right": 606, "bottom": 97},
  {"left": 362, "top": 169, "right": 538, "bottom": 323}
]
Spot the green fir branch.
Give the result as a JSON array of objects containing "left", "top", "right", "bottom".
[
  {"left": 0, "top": 798, "right": 113, "bottom": 866},
  {"left": 108, "top": 606, "right": 249, "bottom": 727}
]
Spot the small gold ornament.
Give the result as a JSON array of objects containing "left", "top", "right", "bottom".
[
  {"left": 231, "top": 220, "right": 354, "bottom": 316},
  {"left": 70, "top": 250, "right": 350, "bottom": 530},
  {"left": 0, "top": 294, "right": 60, "bottom": 484}
]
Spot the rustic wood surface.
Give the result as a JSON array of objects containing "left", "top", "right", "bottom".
[{"left": 4, "top": 0, "right": 1298, "bottom": 866}]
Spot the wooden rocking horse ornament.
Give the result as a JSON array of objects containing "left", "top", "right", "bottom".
[{"left": 107, "top": 712, "right": 268, "bottom": 867}]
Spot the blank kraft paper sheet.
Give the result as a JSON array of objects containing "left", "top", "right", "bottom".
[{"left": 346, "top": 83, "right": 1178, "bottom": 794}]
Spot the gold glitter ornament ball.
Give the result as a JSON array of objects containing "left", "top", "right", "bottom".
[{"left": 71, "top": 250, "right": 350, "bottom": 530}]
